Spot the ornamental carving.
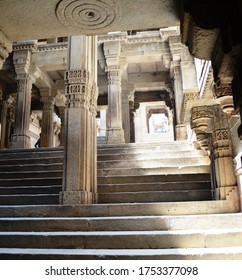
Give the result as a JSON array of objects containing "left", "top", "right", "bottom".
[
  {"left": 106, "top": 66, "right": 120, "bottom": 85},
  {"left": 65, "top": 69, "right": 89, "bottom": 84},
  {"left": 191, "top": 106, "right": 214, "bottom": 121},
  {"left": 56, "top": 0, "right": 121, "bottom": 31},
  {"left": 214, "top": 85, "right": 232, "bottom": 98},
  {"left": 214, "top": 129, "right": 229, "bottom": 141}
]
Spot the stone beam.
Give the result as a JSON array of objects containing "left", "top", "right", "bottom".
[{"left": 34, "top": 68, "right": 55, "bottom": 90}]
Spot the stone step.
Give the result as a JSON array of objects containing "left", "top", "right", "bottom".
[
  {"left": 97, "top": 157, "right": 210, "bottom": 169},
  {"left": 1, "top": 247, "right": 242, "bottom": 260},
  {"left": 0, "top": 177, "right": 62, "bottom": 187},
  {"left": 98, "top": 173, "right": 211, "bottom": 184},
  {"left": 98, "top": 181, "right": 211, "bottom": 192},
  {"left": 0, "top": 171, "right": 63, "bottom": 179},
  {"left": 98, "top": 150, "right": 208, "bottom": 161},
  {"left": 98, "top": 166, "right": 210, "bottom": 176},
  {"left": 97, "top": 143, "right": 197, "bottom": 154},
  {"left": 0, "top": 194, "right": 59, "bottom": 205},
  {"left": 0, "top": 200, "right": 238, "bottom": 218},
  {"left": 0, "top": 157, "right": 63, "bottom": 166},
  {"left": 0, "top": 228, "right": 241, "bottom": 249},
  {"left": 98, "top": 190, "right": 212, "bottom": 203},
  {"left": 0, "top": 163, "right": 63, "bottom": 171},
  {"left": 0, "top": 147, "right": 64, "bottom": 159},
  {"left": 0, "top": 186, "right": 62, "bottom": 195},
  {"left": 1, "top": 213, "right": 241, "bottom": 232}
]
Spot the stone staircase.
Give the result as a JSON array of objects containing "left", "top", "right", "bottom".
[
  {"left": 0, "top": 141, "right": 241, "bottom": 259},
  {"left": 0, "top": 147, "right": 63, "bottom": 205},
  {"left": 97, "top": 142, "right": 212, "bottom": 203}
]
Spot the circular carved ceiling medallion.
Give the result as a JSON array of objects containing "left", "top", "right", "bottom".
[{"left": 56, "top": 0, "right": 121, "bottom": 30}]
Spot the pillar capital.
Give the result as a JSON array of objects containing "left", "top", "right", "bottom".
[
  {"left": 214, "top": 83, "right": 234, "bottom": 114},
  {"left": 105, "top": 65, "right": 121, "bottom": 85}
]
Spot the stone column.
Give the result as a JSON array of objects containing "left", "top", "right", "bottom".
[
  {"left": 234, "top": 154, "right": 242, "bottom": 211},
  {"left": 171, "top": 61, "right": 185, "bottom": 139},
  {"left": 0, "top": 95, "right": 14, "bottom": 149},
  {"left": 10, "top": 43, "right": 39, "bottom": 149},
  {"left": 122, "top": 90, "right": 131, "bottom": 143},
  {"left": 90, "top": 84, "right": 98, "bottom": 203},
  {"left": 40, "top": 90, "right": 54, "bottom": 147},
  {"left": 104, "top": 41, "right": 125, "bottom": 144},
  {"left": 0, "top": 30, "right": 12, "bottom": 69},
  {"left": 191, "top": 105, "right": 237, "bottom": 200},
  {"left": 60, "top": 35, "right": 97, "bottom": 205},
  {"left": 134, "top": 107, "right": 143, "bottom": 143},
  {"left": 129, "top": 110, "right": 135, "bottom": 143},
  {"left": 212, "top": 105, "right": 237, "bottom": 199},
  {"left": 99, "top": 107, "right": 107, "bottom": 137}
]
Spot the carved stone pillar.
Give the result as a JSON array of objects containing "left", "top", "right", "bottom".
[
  {"left": 122, "top": 90, "right": 130, "bottom": 143},
  {"left": 191, "top": 105, "right": 237, "bottom": 201},
  {"left": 99, "top": 107, "right": 107, "bottom": 137},
  {"left": 129, "top": 110, "right": 135, "bottom": 143},
  {"left": 171, "top": 61, "right": 186, "bottom": 141},
  {"left": 10, "top": 44, "right": 39, "bottom": 149},
  {"left": 104, "top": 41, "right": 125, "bottom": 144},
  {"left": 0, "top": 30, "right": 12, "bottom": 69},
  {"left": 60, "top": 35, "right": 97, "bottom": 205},
  {"left": 0, "top": 95, "right": 14, "bottom": 149},
  {"left": 212, "top": 105, "right": 237, "bottom": 199},
  {"left": 40, "top": 91, "right": 54, "bottom": 147},
  {"left": 90, "top": 84, "right": 98, "bottom": 203}
]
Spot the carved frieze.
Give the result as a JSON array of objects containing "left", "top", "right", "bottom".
[{"left": 65, "top": 69, "right": 92, "bottom": 109}]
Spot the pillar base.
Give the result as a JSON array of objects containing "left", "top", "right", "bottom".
[
  {"left": 175, "top": 125, "right": 187, "bottom": 141},
  {"left": 59, "top": 190, "right": 96, "bottom": 205},
  {"left": 106, "top": 128, "right": 125, "bottom": 144},
  {"left": 10, "top": 134, "right": 31, "bottom": 149}
]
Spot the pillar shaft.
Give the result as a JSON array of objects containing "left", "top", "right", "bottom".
[
  {"left": 10, "top": 75, "right": 33, "bottom": 148},
  {"left": 41, "top": 95, "right": 54, "bottom": 147},
  {"left": 99, "top": 108, "right": 107, "bottom": 137},
  {"left": 104, "top": 41, "right": 125, "bottom": 144},
  {"left": 122, "top": 91, "right": 131, "bottom": 143},
  {"left": 10, "top": 45, "right": 38, "bottom": 149},
  {"left": 60, "top": 35, "right": 97, "bottom": 205}
]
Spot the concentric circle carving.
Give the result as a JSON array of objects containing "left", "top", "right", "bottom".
[{"left": 56, "top": 0, "right": 121, "bottom": 30}]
